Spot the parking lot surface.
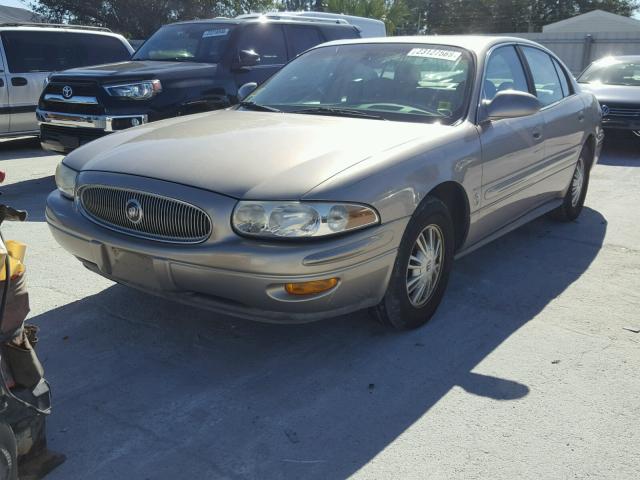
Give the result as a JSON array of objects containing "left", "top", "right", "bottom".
[{"left": 2, "top": 136, "right": 639, "bottom": 479}]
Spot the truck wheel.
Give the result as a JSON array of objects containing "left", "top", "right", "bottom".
[
  {"left": 551, "top": 145, "right": 591, "bottom": 222},
  {"left": 0, "top": 422, "right": 17, "bottom": 480},
  {"left": 373, "top": 197, "right": 454, "bottom": 330}
]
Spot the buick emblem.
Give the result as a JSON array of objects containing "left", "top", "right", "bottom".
[
  {"left": 125, "top": 199, "right": 143, "bottom": 224},
  {"left": 601, "top": 104, "right": 610, "bottom": 117},
  {"left": 62, "top": 85, "right": 73, "bottom": 99}
]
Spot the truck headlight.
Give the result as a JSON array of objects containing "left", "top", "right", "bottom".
[
  {"left": 232, "top": 201, "right": 379, "bottom": 238},
  {"left": 55, "top": 162, "right": 78, "bottom": 199},
  {"left": 104, "top": 80, "right": 162, "bottom": 100}
]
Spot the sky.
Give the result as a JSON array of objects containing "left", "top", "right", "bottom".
[{"left": 0, "top": 0, "right": 639, "bottom": 19}]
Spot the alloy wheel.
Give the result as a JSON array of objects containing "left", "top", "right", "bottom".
[{"left": 405, "top": 224, "right": 444, "bottom": 307}]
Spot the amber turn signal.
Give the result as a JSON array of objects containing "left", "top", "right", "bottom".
[{"left": 285, "top": 278, "right": 339, "bottom": 296}]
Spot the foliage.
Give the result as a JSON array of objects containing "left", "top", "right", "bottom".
[
  {"left": 325, "top": 0, "right": 410, "bottom": 34},
  {"left": 29, "top": 0, "right": 276, "bottom": 38},
  {"left": 397, "top": 0, "right": 639, "bottom": 34}
]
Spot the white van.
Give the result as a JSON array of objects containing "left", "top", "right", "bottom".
[
  {"left": 0, "top": 23, "right": 133, "bottom": 138},
  {"left": 237, "top": 12, "right": 386, "bottom": 38}
]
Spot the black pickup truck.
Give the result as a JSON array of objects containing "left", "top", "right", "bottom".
[{"left": 37, "top": 16, "right": 361, "bottom": 153}]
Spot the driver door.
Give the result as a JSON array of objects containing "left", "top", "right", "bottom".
[{"left": 475, "top": 45, "right": 545, "bottom": 237}]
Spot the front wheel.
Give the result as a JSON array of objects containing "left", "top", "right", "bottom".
[
  {"left": 373, "top": 197, "right": 455, "bottom": 330},
  {"left": 0, "top": 422, "right": 18, "bottom": 480},
  {"left": 551, "top": 145, "right": 591, "bottom": 222}
]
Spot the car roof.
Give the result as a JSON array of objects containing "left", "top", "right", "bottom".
[
  {"left": 317, "top": 35, "right": 550, "bottom": 55},
  {"left": 595, "top": 55, "right": 640, "bottom": 62}
]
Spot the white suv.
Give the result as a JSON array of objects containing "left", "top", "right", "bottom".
[{"left": 0, "top": 23, "right": 133, "bottom": 138}]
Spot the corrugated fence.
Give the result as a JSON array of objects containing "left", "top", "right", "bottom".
[{"left": 505, "top": 32, "right": 640, "bottom": 74}]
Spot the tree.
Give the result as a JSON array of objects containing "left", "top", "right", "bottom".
[
  {"left": 326, "top": 0, "right": 409, "bottom": 34},
  {"left": 397, "top": 0, "right": 638, "bottom": 34},
  {"left": 29, "top": 0, "right": 277, "bottom": 38}
]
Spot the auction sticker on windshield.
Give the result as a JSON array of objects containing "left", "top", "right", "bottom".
[
  {"left": 203, "top": 28, "right": 229, "bottom": 38},
  {"left": 407, "top": 48, "right": 462, "bottom": 61}
]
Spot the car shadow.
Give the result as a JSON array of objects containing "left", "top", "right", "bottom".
[
  {"left": 31, "top": 207, "right": 606, "bottom": 479},
  {"left": 599, "top": 131, "right": 639, "bottom": 166},
  {"left": 1, "top": 176, "right": 54, "bottom": 222},
  {"left": 0, "top": 137, "right": 52, "bottom": 161}
]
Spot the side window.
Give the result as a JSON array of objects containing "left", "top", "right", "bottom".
[
  {"left": 321, "top": 26, "right": 360, "bottom": 41},
  {"left": 2, "top": 31, "right": 130, "bottom": 73},
  {"left": 288, "top": 25, "right": 324, "bottom": 56},
  {"left": 552, "top": 58, "right": 571, "bottom": 97},
  {"left": 521, "top": 47, "right": 563, "bottom": 107},
  {"left": 483, "top": 46, "right": 529, "bottom": 102},
  {"left": 237, "top": 25, "right": 287, "bottom": 66}
]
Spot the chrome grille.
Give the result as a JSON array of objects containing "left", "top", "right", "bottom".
[
  {"left": 79, "top": 185, "right": 212, "bottom": 243},
  {"left": 606, "top": 107, "right": 640, "bottom": 117}
]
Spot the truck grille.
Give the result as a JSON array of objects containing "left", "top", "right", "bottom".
[
  {"left": 40, "top": 80, "right": 104, "bottom": 115},
  {"left": 79, "top": 186, "right": 212, "bottom": 244}
]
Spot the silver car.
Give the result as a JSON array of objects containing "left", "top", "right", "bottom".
[{"left": 46, "top": 36, "right": 603, "bottom": 329}]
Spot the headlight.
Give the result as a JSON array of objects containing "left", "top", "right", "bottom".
[
  {"left": 232, "top": 201, "right": 379, "bottom": 238},
  {"left": 55, "top": 162, "right": 78, "bottom": 199},
  {"left": 104, "top": 80, "right": 162, "bottom": 100}
]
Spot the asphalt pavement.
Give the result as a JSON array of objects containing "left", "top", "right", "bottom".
[{"left": 1, "top": 135, "right": 639, "bottom": 479}]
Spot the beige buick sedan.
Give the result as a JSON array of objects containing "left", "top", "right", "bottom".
[{"left": 47, "top": 36, "right": 603, "bottom": 329}]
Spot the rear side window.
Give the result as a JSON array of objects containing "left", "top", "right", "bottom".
[
  {"left": 552, "top": 58, "right": 571, "bottom": 97},
  {"left": 287, "top": 25, "right": 324, "bottom": 56},
  {"left": 521, "top": 47, "right": 564, "bottom": 107},
  {"left": 2, "top": 31, "right": 130, "bottom": 73},
  {"left": 321, "top": 26, "right": 360, "bottom": 41},
  {"left": 236, "top": 25, "right": 287, "bottom": 65},
  {"left": 483, "top": 46, "right": 529, "bottom": 101}
]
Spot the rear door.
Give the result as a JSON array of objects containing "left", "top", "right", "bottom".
[
  {"left": 0, "top": 42, "right": 9, "bottom": 134},
  {"left": 476, "top": 45, "right": 546, "bottom": 235},
  {"left": 233, "top": 24, "right": 288, "bottom": 87},
  {"left": 519, "top": 46, "right": 585, "bottom": 198}
]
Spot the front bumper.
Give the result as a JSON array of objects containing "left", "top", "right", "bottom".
[
  {"left": 37, "top": 110, "right": 148, "bottom": 153},
  {"left": 46, "top": 185, "right": 405, "bottom": 323},
  {"left": 602, "top": 116, "right": 640, "bottom": 132}
]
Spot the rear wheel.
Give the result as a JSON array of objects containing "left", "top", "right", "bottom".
[
  {"left": 374, "top": 197, "right": 454, "bottom": 330},
  {"left": 551, "top": 145, "right": 591, "bottom": 222},
  {"left": 0, "top": 422, "right": 18, "bottom": 480}
]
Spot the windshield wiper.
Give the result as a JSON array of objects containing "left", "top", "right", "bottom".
[
  {"left": 238, "top": 101, "right": 281, "bottom": 113},
  {"left": 294, "top": 107, "right": 386, "bottom": 120}
]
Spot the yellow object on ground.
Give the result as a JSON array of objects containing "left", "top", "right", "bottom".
[{"left": 0, "top": 240, "right": 26, "bottom": 280}]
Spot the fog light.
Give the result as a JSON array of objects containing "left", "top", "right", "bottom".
[
  {"left": 131, "top": 118, "right": 140, "bottom": 127},
  {"left": 285, "top": 278, "right": 338, "bottom": 296}
]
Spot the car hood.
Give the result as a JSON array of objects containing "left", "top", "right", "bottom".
[
  {"left": 65, "top": 110, "right": 451, "bottom": 200},
  {"left": 579, "top": 83, "right": 640, "bottom": 105},
  {"left": 50, "top": 60, "right": 217, "bottom": 83}
]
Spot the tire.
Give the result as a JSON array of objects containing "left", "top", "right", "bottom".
[
  {"left": 551, "top": 144, "right": 591, "bottom": 222},
  {"left": 0, "top": 422, "right": 18, "bottom": 480},
  {"left": 374, "top": 197, "right": 455, "bottom": 330}
]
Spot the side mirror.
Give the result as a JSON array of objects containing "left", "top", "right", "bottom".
[
  {"left": 237, "top": 82, "right": 258, "bottom": 101},
  {"left": 236, "top": 49, "right": 261, "bottom": 68},
  {"left": 482, "top": 90, "right": 541, "bottom": 121}
]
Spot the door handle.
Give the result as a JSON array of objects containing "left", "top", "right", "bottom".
[
  {"left": 11, "top": 77, "right": 27, "bottom": 86},
  {"left": 578, "top": 113, "right": 585, "bottom": 122},
  {"left": 533, "top": 131, "right": 542, "bottom": 140}
]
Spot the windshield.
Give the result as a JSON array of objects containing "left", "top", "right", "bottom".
[
  {"left": 244, "top": 43, "right": 473, "bottom": 124},
  {"left": 579, "top": 58, "right": 640, "bottom": 87},
  {"left": 133, "top": 23, "right": 234, "bottom": 62}
]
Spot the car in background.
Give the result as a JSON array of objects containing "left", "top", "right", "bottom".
[
  {"left": 578, "top": 56, "right": 640, "bottom": 138},
  {"left": 37, "top": 15, "right": 369, "bottom": 153},
  {"left": 0, "top": 23, "right": 133, "bottom": 139},
  {"left": 46, "top": 36, "right": 602, "bottom": 329}
]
